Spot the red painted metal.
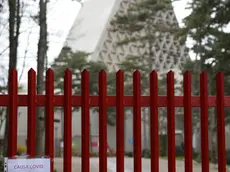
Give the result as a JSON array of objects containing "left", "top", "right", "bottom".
[
  {"left": 45, "top": 69, "right": 54, "bottom": 172},
  {"left": 183, "top": 71, "right": 192, "bottom": 172},
  {"left": 5, "top": 68, "right": 230, "bottom": 172},
  {"left": 8, "top": 69, "right": 18, "bottom": 157},
  {"left": 99, "top": 70, "right": 107, "bottom": 172},
  {"left": 27, "top": 69, "right": 36, "bottom": 157},
  {"left": 133, "top": 70, "right": 142, "bottom": 172},
  {"left": 81, "top": 69, "right": 90, "bottom": 172},
  {"left": 167, "top": 71, "right": 175, "bottom": 172},
  {"left": 116, "top": 70, "right": 124, "bottom": 172},
  {"left": 1, "top": 95, "right": 230, "bottom": 107},
  {"left": 200, "top": 72, "right": 210, "bottom": 172},
  {"left": 64, "top": 69, "right": 72, "bottom": 172},
  {"left": 150, "top": 71, "right": 159, "bottom": 172},
  {"left": 216, "top": 72, "right": 226, "bottom": 172}
]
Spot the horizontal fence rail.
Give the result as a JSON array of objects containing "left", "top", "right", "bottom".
[{"left": 4, "top": 68, "right": 228, "bottom": 172}]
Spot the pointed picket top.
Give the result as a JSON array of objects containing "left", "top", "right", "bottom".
[
  {"left": 99, "top": 69, "right": 106, "bottom": 75},
  {"left": 116, "top": 69, "right": 124, "bottom": 88},
  {"left": 82, "top": 69, "right": 89, "bottom": 74},
  {"left": 167, "top": 70, "right": 174, "bottom": 76},
  {"left": 82, "top": 69, "right": 89, "bottom": 77},
  {"left": 64, "top": 68, "right": 72, "bottom": 75},
  {"left": 10, "top": 68, "right": 17, "bottom": 72},
  {"left": 216, "top": 72, "right": 224, "bottom": 80},
  {"left": 183, "top": 70, "right": 191, "bottom": 76},
  {"left": 150, "top": 70, "right": 157, "bottom": 78},
  {"left": 46, "top": 68, "right": 54, "bottom": 76},
  {"left": 9, "top": 68, "right": 17, "bottom": 84},
  {"left": 200, "top": 71, "right": 207, "bottom": 79},
  {"left": 183, "top": 71, "right": 191, "bottom": 80},
  {"left": 10, "top": 68, "right": 17, "bottom": 76},
  {"left": 167, "top": 70, "right": 174, "bottom": 83},
  {"left": 116, "top": 69, "right": 124, "bottom": 76},
  {"left": 28, "top": 68, "right": 36, "bottom": 79},
  {"left": 81, "top": 69, "right": 89, "bottom": 94},
  {"left": 28, "top": 68, "right": 35, "bottom": 73},
  {"left": 133, "top": 70, "right": 141, "bottom": 77},
  {"left": 64, "top": 69, "right": 72, "bottom": 87}
]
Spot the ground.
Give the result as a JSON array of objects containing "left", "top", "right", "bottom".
[{"left": 54, "top": 157, "right": 223, "bottom": 172}]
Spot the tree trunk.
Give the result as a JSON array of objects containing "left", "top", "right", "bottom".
[
  {"left": 3, "top": 0, "right": 21, "bottom": 157},
  {"left": 36, "top": 0, "right": 47, "bottom": 156}
]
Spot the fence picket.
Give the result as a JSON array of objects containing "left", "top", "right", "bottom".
[
  {"left": 133, "top": 70, "right": 142, "bottom": 172},
  {"left": 4, "top": 69, "right": 229, "bottom": 172},
  {"left": 116, "top": 70, "right": 124, "bottom": 172},
  {"left": 99, "top": 70, "right": 107, "bottom": 172},
  {"left": 81, "top": 69, "right": 90, "bottom": 172},
  {"left": 167, "top": 71, "right": 175, "bottom": 172},
  {"left": 64, "top": 69, "right": 72, "bottom": 172},
  {"left": 200, "top": 72, "right": 209, "bottom": 172},
  {"left": 183, "top": 71, "right": 192, "bottom": 172},
  {"left": 216, "top": 72, "right": 226, "bottom": 172},
  {"left": 8, "top": 69, "right": 18, "bottom": 157},
  {"left": 27, "top": 69, "right": 36, "bottom": 157},
  {"left": 45, "top": 69, "right": 54, "bottom": 172},
  {"left": 150, "top": 71, "right": 159, "bottom": 172}
]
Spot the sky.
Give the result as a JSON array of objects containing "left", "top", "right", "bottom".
[{"left": 0, "top": 0, "right": 191, "bottom": 85}]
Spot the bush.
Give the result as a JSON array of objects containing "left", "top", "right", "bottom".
[
  {"left": 17, "top": 145, "right": 27, "bottom": 155},
  {"left": 90, "top": 152, "right": 98, "bottom": 157},
  {"left": 125, "top": 152, "right": 133, "bottom": 157},
  {"left": 142, "top": 149, "right": 150, "bottom": 158},
  {"left": 226, "top": 150, "right": 230, "bottom": 165},
  {"left": 175, "top": 146, "right": 184, "bottom": 157},
  {"left": 107, "top": 152, "right": 116, "bottom": 157}
]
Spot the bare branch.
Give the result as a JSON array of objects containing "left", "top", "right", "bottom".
[{"left": 19, "top": 27, "right": 33, "bottom": 83}]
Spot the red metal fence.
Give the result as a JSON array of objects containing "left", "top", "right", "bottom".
[{"left": 3, "top": 68, "right": 228, "bottom": 172}]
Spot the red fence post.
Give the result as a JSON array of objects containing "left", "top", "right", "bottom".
[
  {"left": 216, "top": 72, "right": 226, "bottom": 172},
  {"left": 200, "top": 72, "right": 209, "bottom": 172},
  {"left": 183, "top": 71, "right": 192, "bottom": 172},
  {"left": 116, "top": 70, "right": 124, "bottom": 172},
  {"left": 150, "top": 71, "right": 159, "bottom": 172},
  {"left": 99, "top": 70, "right": 107, "bottom": 172},
  {"left": 27, "top": 69, "right": 36, "bottom": 157},
  {"left": 64, "top": 69, "right": 72, "bottom": 172},
  {"left": 8, "top": 69, "right": 18, "bottom": 157},
  {"left": 167, "top": 71, "right": 175, "bottom": 172},
  {"left": 45, "top": 69, "right": 54, "bottom": 171},
  {"left": 81, "top": 69, "right": 90, "bottom": 172},
  {"left": 133, "top": 70, "right": 142, "bottom": 172}
]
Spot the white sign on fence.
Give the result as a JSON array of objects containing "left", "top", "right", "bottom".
[{"left": 6, "top": 158, "right": 50, "bottom": 172}]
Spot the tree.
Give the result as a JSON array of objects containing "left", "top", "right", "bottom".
[
  {"left": 3, "top": 0, "right": 22, "bottom": 157},
  {"left": 36, "top": 0, "right": 48, "bottom": 155},
  {"left": 176, "top": 0, "right": 230, "bottom": 163},
  {"left": 0, "top": 66, "right": 8, "bottom": 140},
  {"left": 110, "top": 0, "right": 178, "bottom": 72},
  {"left": 51, "top": 47, "right": 113, "bottom": 151},
  {"left": 107, "top": 54, "right": 177, "bottom": 154},
  {"left": 109, "top": 0, "right": 182, "bottom": 150},
  {"left": 52, "top": 47, "right": 108, "bottom": 95}
]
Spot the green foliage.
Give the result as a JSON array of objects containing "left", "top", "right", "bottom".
[
  {"left": 51, "top": 47, "right": 117, "bottom": 125},
  {"left": 110, "top": 0, "right": 179, "bottom": 47},
  {"left": 178, "top": 0, "right": 230, "bottom": 76},
  {"left": 177, "top": 0, "right": 230, "bottom": 162},
  {"left": 51, "top": 47, "right": 108, "bottom": 95}
]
